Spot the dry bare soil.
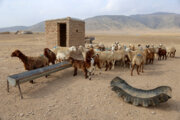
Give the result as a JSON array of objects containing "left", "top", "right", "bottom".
[{"left": 0, "top": 33, "right": 180, "bottom": 120}]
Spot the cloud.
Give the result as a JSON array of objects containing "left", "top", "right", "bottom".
[
  {"left": 103, "top": 0, "right": 180, "bottom": 15},
  {"left": 0, "top": 0, "right": 180, "bottom": 27}
]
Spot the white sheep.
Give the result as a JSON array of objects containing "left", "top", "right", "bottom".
[
  {"left": 95, "top": 50, "right": 114, "bottom": 71},
  {"left": 167, "top": 47, "right": 176, "bottom": 58},
  {"left": 54, "top": 46, "right": 77, "bottom": 62}
]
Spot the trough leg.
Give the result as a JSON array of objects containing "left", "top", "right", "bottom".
[
  {"left": 17, "top": 81, "right": 23, "bottom": 99},
  {"left": 7, "top": 80, "right": 9, "bottom": 92}
]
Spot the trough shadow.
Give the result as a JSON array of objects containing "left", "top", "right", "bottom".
[
  {"left": 148, "top": 99, "right": 180, "bottom": 112},
  {"left": 174, "top": 56, "right": 180, "bottom": 59},
  {"left": 22, "top": 67, "right": 76, "bottom": 99}
]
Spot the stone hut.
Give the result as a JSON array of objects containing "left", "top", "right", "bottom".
[{"left": 45, "top": 17, "right": 85, "bottom": 48}]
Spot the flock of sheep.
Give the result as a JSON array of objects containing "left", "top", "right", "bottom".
[{"left": 11, "top": 42, "right": 176, "bottom": 82}]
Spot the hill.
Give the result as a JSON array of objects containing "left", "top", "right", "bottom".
[{"left": 0, "top": 12, "right": 180, "bottom": 32}]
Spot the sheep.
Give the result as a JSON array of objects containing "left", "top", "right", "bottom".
[
  {"left": 98, "top": 43, "right": 106, "bottom": 51},
  {"left": 95, "top": 50, "right": 114, "bottom": 71},
  {"left": 68, "top": 48, "right": 97, "bottom": 80},
  {"left": 11, "top": 49, "right": 49, "bottom": 83},
  {"left": 55, "top": 46, "right": 77, "bottom": 62},
  {"left": 111, "top": 42, "right": 120, "bottom": 51},
  {"left": 52, "top": 46, "right": 76, "bottom": 55},
  {"left": 111, "top": 46, "right": 126, "bottom": 69},
  {"left": 167, "top": 47, "right": 176, "bottom": 58},
  {"left": 129, "top": 44, "right": 135, "bottom": 51},
  {"left": 158, "top": 48, "right": 167, "bottom": 60},
  {"left": 144, "top": 48, "right": 155, "bottom": 64},
  {"left": 125, "top": 49, "right": 144, "bottom": 75},
  {"left": 79, "top": 46, "right": 101, "bottom": 72},
  {"left": 69, "top": 57, "right": 88, "bottom": 79},
  {"left": 44, "top": 48, "right": 56, "bottom": 65},
  {"left": 131, "top": 52, "right": 144, "bottom": 76}
]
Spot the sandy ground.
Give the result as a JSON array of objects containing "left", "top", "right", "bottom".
[{"left": 0, "top": 33, "right": 180, "bottom": 120}]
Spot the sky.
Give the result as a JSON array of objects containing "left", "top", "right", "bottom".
[{"left": 0, "top": 0, "right": 180, "bottom": 28}]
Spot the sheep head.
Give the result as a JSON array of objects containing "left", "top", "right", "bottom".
[
  {"left": 69, "top": 46, "right": 77, "bottom": 52},
  {"left": 44, "top": 48, "right": 50, "bottom": 55},
  {"left": 11, "top": 49, "right": 22, "bottom": 57}
]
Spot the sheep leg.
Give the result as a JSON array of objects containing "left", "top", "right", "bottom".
[
  {"left": 96, "top": 61, "right": 101, "bottom": 69},
  {"left": 88, "top": 72, "right": 91, "bottom": 80},
  {"left": 73, "top": 67, "right": 77, "bottom": 76},
  {"left": 45, "top": 75, "right": 49, "bottom": 78},
  {"left": 129, "top": 63, "right": 132, "bottom": 69},
  {"left": 112, "top": 60, "right": 115, "bottom": 70},
  {"left": 109, "top": 62, "right": 113, "bottom": 70},
  {"left": 141, "top": 64, "right": 144, "bottom": 73},
  {"left": 83, "top": 68, "right": 88, "bottom": 79},
  {"left": 29, "top": 80, "right": 34, "bottom": 84},
  {"left": 131, "top": 64, "right": 135, "bottom": 76},
  {"left": 146, "top": 58, "right": 148, "bottom": 64},
  {"left": 105, "top": 61, "right": 109, "bottom": 71},
  {"left": 137, "top": 65, "right": 140, "bottom": 75}
]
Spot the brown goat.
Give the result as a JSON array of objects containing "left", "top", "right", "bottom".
[
  {"left": 11, "top": 49, "right": 49, "bottom": 83},
  {"left": 44, "top": 48, "right": 56, "bottom": 65}
]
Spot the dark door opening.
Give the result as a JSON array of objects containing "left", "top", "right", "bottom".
[{"left": 59, "top": 23, "right": 66, "bottom": 47}]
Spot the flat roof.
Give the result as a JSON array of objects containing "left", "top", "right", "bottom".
[{"left": 46, "top": 17, "right": 84, "bottom": 22}]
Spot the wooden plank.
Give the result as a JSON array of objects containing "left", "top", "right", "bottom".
[{"left": 7, "top": 61, "right": 72, "bottom": 86}]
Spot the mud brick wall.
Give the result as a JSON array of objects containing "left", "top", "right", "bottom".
[{"left": 45, "top": 18, "right": 85, "bottom": 48}]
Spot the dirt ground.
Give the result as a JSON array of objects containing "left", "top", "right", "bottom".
[{"left": 0, "top": 33, "right": 180, "bottom": 120}]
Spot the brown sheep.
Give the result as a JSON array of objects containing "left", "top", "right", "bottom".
[
  {"left": 144, "top": 48, "right": 155, "bottom": 64},
  {"left": 129, "top": 52, "right": 144, "bottom": 76},
  {"left": 11, "top": 49, "right": 49, "bottom": 83},
  {"left": 44, "top": 48, "right": 56, "bottom": 65},
  {"left": 68, "top": 48, "right": 97, "bottom": 80},
  {"left": 69, "top": 57, "right": 88, "bottom": 79},
  {"left": 158, "top": 48, "right": 167, "bottom": 60}
]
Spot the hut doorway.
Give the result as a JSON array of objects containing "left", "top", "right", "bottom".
[{"left": 59, "top": 23, "right": 66, "bottom": 47}]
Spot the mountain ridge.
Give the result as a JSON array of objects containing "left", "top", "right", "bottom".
[{"left": 0, "top": 12, "right": 180, "bottom": 32}]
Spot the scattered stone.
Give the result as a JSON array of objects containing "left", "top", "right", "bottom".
[
  {"left": 151, "top": 111, "right": 156, "bottom": 114},
  {"left": 115, "top": 112, "right": 118, "bottom": 114},
  {"left": 19, "top": 113, "right": 24, "bottom": 117},
  {"left": 48, "top": 109, "right": 51, "bottom": 112},
  {"left": 66, "top": 97, "right": 69, "bottom": 99},
  {"left": 90, "top": 105, "right": 94, "bottom": 107}
]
